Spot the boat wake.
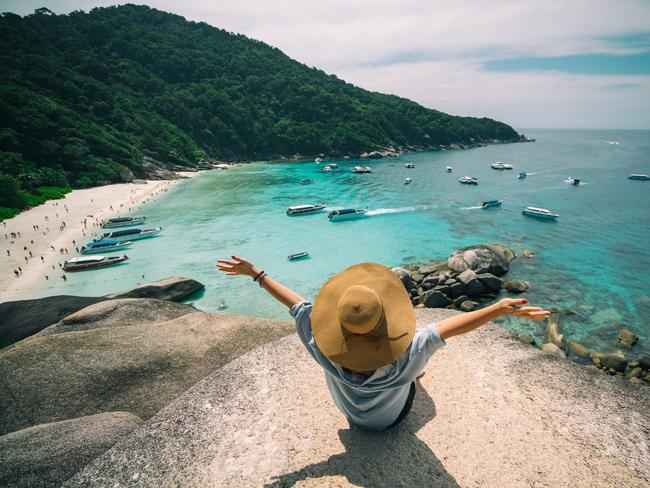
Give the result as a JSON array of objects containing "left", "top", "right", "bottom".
[
  {"left": 526, "top": 172, "right": 539, "bottom": 176},
  {"left": 366, "top": 206, "right": 426, "bottom": 216},
  {"left": 461, "top": 205, "right": 483, "bottom": 210},
  {"left": 564, "top": 179, "right": 587, "bottom": 186}
]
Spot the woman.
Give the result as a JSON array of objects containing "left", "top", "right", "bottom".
[{"left": 217, "top": 255, "right": 549, "bottom": 430}]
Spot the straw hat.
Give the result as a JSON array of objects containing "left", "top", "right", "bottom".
[{"left": 312, "top": 262, "right": 416, "bottom": 371}]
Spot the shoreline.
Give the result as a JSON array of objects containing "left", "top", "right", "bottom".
[{"left": 0, "top": 172, "right": 204, "bottom": 303}]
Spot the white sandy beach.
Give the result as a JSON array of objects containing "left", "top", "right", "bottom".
[{"left": 0, "top": 176, "right": 198, "bottom": 303}]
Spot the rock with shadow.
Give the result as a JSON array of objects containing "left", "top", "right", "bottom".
[{"left": 64, "top": 309, "right": 649, "bottom": 488}]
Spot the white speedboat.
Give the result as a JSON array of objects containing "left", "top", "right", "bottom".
[
  {"left": 404, "top": 178, "right": 412, "bottom": 185},
  {"left": 81, "top": 240, "right": 133, "bottom": 254},
  {"left": 328, "top": 208, "right": 368, "bottom": 221},
  {"left": 315, "top": 157, "right": 322, "bottom": 164},
  {"left": 404, "top": 163, "right": 415, "bottom": 168},
  {"left": 102, "top": 216, "right": 146, "bottom": 228},
  {"left": 481, "top": 199, "right": 502, "bottom": 208},
  {"left": 288, "top": 251, "right": 310, "bottom": 261},
  {"left": 566, "top": 177, "right": 581, "bottom": 185},
  {"left": 446, "top": 166, "right": 452, "bottom": 172},
  {"left": 522, "top": 207, "right": 559, "bottom": 220},
  {"left": 352, "top": 166, "right": 372, "bottom": 174},
  {"left": 459, "top": 176, "right": 478, "bottom": 185},
  {"left": 101, "top": 227, "right": 162, "bottom": 242},
  {"left": 63, "top": 255, "right": 128, "bottom": 272},
  {"left": 491, "top": 162, "right": 505, "bottom": 170},
  {"left": 502, "top": 163, "right": 513, "bottom": 170},
  {"left": 323, "top": 165, "right": 332, "bottom": 172},
  {"left": 286, "top": 204, "right": 326, "bottom": 216},
  {"left": 628, "top": 174, "right": 650, "bottom": 180}
]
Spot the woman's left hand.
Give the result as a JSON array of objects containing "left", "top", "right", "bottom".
[{"left": 497, "top": 298, "right": 550, "bottom": 320}]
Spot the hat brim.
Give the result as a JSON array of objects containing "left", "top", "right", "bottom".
[{"left": 312, "top": 263, "right": 415, "bottom": 371}]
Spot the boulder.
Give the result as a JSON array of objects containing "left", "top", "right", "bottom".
[
  {"left": 63, "top": 309, "right": 650, "bottom": 488},
  {"left": 0, "top": 412, "right": 142, "bottom": 488},
  {"left": 625, "top": 367, "right": 643, "bottom": 380},
  {"left": 502, "top": 279, "right": 530, "bottom": 294},
  {"left": 0, "top": 295, "right": 108, "bottom": 345},
  {"left": 106, "top": 276, "right": 204, "bottom": 302},
  {"left": 600, "top": 351, "right": 628, "bottom": 373},
  {"left": 567, "top": 341, "right": 590, "bottom": 358},
  {"left": 456, "top": 269, "right": 485, "bottom": 296},
  {"left": 477, "top": 273, "right": 502, "bottom": 292},
  {"left": 518, "top": 334, "right": 536, "bottom": 346},
  {"left": 542, "top": 343, "right": 566, "bottom": 360},
  {"left": 0, "top": 299, "right": 294, "bottom": 435},
  {"left": 392, "top": 267, "right": 416, "bottom": 292},
  {"left": 118, "top": 166, "right": 135, "bottom": 183},
  {"left": 421, "top": 274, "right": 440, "bottom": 285},
  {"left": 433, "top": 285, "right": 451, "bottom": 296},
  {"left": 448, "top": 282, "right": 465, "bottom": 299},
  {"left": 447, "top": 244, "right": 515, "bottom": 276},
  {"left": 453, "top": 295, "right": 469, "bottom": 308},
  {"left": 617, "top": 329, "right": 638, "bottom": 349},
  {"left": 423, "top": 290, "right": 451, "bottom": 308},
  {"left": 545, "top": 312, "right": 565, "bottom": 350},
  {"left": 459, "top": 300, "right": 478, "bottom": 312},
  {"left": 419, "top": 261, "right": 449, "bottom": 275},
  {"left": 638, "top": 356, "right": 650, "bottom": 371},
  {"left": 410, "top": 272, "right": 424, "bottom": 283}
]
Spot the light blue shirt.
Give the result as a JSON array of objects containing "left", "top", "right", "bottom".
[{"left": 290, "top": 301, "right": 446, "bottom": 430}]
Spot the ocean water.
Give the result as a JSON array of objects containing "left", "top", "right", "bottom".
[{"left": 36, "top": 129, "right": 650, "bottom": 354}]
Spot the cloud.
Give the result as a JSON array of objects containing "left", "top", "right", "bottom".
[{"left": 4, "top": 0, "right": 650, "bottom": 128}]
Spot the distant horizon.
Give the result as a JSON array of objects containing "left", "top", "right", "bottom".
[{"left": 3, "top": 1, "right": 650, "bottom": 130}]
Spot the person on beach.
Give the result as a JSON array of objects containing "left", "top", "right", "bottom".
[{"left": 217, "top": 256, "right": 550, "bottom": 430}]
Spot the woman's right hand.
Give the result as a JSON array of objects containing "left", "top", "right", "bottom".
[{"left": 216, "top": 255, "right": 261, "bottom": 278}]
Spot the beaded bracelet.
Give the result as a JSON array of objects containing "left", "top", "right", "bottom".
[{"left": 258, "top": 272, "right": 268, "bottom": 287}]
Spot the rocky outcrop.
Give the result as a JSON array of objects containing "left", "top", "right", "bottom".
[
  {"left": 0, "top": 295, "right": 107, "bottom": 345},
  {"left": 105, "top": 275, "right": 204, "bottom": 302},
  {"left": 394, "top": 244, "right": 522, "bottom": 311},
  {"left": 0, "top": 412, "right": 142, "bottom": 488},
  {"left": 65, "top": 309, "right": 650, "bottom": 488},
  {"left": 447, "top": 244, "right": 515, "bottom": 276},
  {"left": 0, "top": 298, "right": 293, "bottom": 435},
  {"left": 0, "top": 277, "right": 207, "bottom": 346}
]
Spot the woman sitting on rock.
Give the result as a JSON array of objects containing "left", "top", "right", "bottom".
[{"left": 217, "top": 256, "right": 549, "bottom": 430}]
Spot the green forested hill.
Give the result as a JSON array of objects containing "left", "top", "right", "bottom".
[{"left": 0, "top": 5, "right": 520, "bottom": 216}]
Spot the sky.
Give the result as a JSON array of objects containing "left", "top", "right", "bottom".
[{"left": 3, "top": 0, "right": 650, "bottom": 129}]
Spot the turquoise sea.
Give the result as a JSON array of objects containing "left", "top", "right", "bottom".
[{"left": 37, "top": 129, "right": 650, "bottom": 354}]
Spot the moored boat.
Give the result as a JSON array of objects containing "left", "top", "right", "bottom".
[
  {"left": 502, "top": 163, "right": 513, "bottom": 170},
  {"left": 459, "top": 176, "right": 478, "bottom": 185},
  {"left": 352, "top": 166, "right": 372, "bottom": 174},
  {"left": 405, "top": 177, "right": 412, "bottom": 185},
  {"left": 404, "top": 163, "right": 415, "bottom": 168},
  {"left": 328, "top": 208, "right": 368, "bottom": 221},
  {"left": 446, "top": 166, "right": 452, "bottom": 172},
  {"left": 288, "top": 251, "right": 310, "bottom": 261},
  {"left": 628, "top": 174, "right": 650, "bottom": 180},
  {"left": 481, "top": 199, "right": 502, "bottom": 208},
  {"left": 522, "top": 207, "right": 559, "bottom": 220},
  {"left": 315, "top": 157, "right": 322, "bottom": 164},
  {"left": 80, "top": 240, "right": 133, "bottom": 254},
  {"left": 518, "top": 171, "right": 527, "bottom": 179},
  {"left": 286, "top": 204, "right": 326, "bottom": 216},
  {"left": 101, "top": 216, "right": 146, "bottom": 228},
  {"left": 101, "top": 227, "right": 162, "bottom": 242},
  {"left": 63, "top": 255, "right": 128, "bottom": 272},
  {"left": 323, "top": 165, "right": 332, "bottom": 172},
  {"left": 491, "top": 162, "right": 505, "bottom": 170}
]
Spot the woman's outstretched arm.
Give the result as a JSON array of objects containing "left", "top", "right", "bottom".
[
  {"left": 216, "top": 255, "right": 304, "bottom": 309},
  {"left": 436, "top": 298, "right": 550, "bottom": 341}
]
